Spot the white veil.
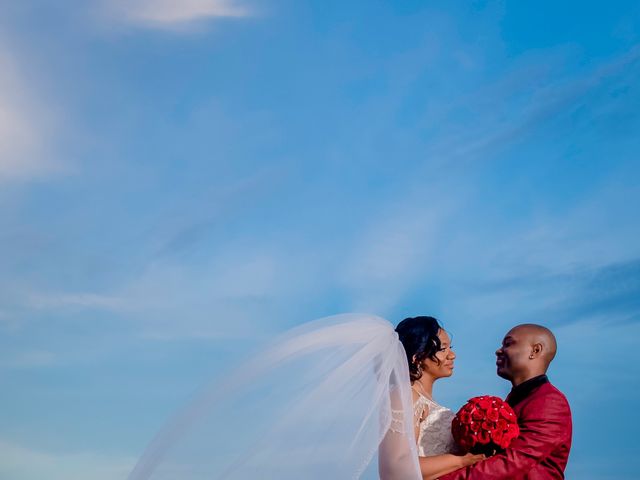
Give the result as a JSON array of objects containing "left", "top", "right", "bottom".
[{"left": 127, "top": 314, "right": 421, "bottom": 480}]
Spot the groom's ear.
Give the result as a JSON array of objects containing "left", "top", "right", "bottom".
[{"left": 530, "top": 343, "right": 543, "bottom": 359}]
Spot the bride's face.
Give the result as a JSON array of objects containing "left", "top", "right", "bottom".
[{"left": 422, "top": 329, "right": 455, "bottom": 379}]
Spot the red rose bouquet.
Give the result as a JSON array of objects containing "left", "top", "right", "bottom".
[{"left": 451, "top": 395, "right": 519, "bottom": 456}]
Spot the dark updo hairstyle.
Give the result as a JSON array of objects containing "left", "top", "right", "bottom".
[{"left": 395, "top": 316, "right": 444, "bottom": 382}]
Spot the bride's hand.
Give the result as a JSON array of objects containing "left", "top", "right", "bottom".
[{"left": 460, "top": 452, "right": 485, "bottom": 467}]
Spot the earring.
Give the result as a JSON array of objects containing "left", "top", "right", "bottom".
[{"left": 415, "top": 363, "right": 422, "bottom": 375}]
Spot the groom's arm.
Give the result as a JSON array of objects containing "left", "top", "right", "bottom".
[{"left": 437, "top": 391, "right": 571, "bottom": 480}]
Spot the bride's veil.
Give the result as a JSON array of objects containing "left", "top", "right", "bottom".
[{"left": 127, "top": 313, "right": 421, "bottom": 479}]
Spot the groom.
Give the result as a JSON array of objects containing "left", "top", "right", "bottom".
[{"left": 438, "top": 324, "right": 572, "bottom": 480}]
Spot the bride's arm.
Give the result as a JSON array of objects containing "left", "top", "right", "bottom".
[
  {"left": 419, "top": 453, "right": 484, "bottom": 480},
  {"left": 411, "top": 391, "right": 483, "bottom": 480},
  {"left": 412, "top": 390, "right": 425, "bottom": 443}
]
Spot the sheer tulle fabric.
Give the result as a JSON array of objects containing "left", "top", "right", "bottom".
[{"left": 128, "top": 314, "right": 421, "bottom": 479}]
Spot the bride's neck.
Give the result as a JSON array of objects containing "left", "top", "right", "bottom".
[{"left": 413, "top": 376, "right": 435, "bottom": 399}]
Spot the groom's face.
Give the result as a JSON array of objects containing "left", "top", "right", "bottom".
[{"left": 495, "top": 327, "right": 530, "bottom": 381}]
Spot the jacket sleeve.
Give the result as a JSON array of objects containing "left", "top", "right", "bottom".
[{"left": 437, "top": 391, "right": 570, "bottom": 480}]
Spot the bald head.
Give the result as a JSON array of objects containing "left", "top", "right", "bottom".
[
  {"left": 496, "top": 323, "right": 558, "bottom": 386},
  {"left": 509, "top": 324, "right": 557, "bottom": 368}
]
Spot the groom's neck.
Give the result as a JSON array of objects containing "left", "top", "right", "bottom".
[{"left": 511, "top": 369, "right": 547, "bottom": 387}]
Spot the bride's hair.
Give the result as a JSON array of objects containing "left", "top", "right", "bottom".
[{"left": 395, "top": 316, "right": 444, "bottom": 381}]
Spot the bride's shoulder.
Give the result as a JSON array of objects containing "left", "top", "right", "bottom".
[
  {"left": 411, "top": 388, "right": 421, "bottom": 404},
  {"left": 411, "top": 388, "right": 430, "bottom": 420}
]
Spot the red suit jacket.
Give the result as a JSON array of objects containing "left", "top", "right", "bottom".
[{"left": 439, "top": 379, "right": 572, "bottom": 480}]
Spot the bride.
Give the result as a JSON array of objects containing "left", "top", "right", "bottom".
[
  {"left": 127, "top": 314, "right": 482, "bottom": 480},
  {"left": 395, "top": 316, "right": 483, "bottom": 479}
]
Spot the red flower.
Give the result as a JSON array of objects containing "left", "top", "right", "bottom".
[
  {"left": 486, "top": 408, "right": 500, "bottom": 422},
  {"left": 459, "top": 411, "right": 472, "bottom": 424},
  {"left": 491, "top": 428, "right": 504, "bottom": 444},
  {"left": 481, "top": 420, "right": 494, "bottom": 431},
  {"left": 477, "top": 429, "right": 491, "bottom": 444},
  {"left": 499, "top": 434, "right": 513, "bottom": 449},
  {"left": 451, "top": 396, "right": 519, "bottom": 454},
  {"left": 472, "top": 408, "right": 485, "bottom": 420},
  {"left": 499, "top": 407, "right": 514, "bottom": 419}
]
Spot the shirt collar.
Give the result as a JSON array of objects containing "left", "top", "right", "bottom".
[{"left": 506, "top": 374, "right": 549, "bottom": 407}]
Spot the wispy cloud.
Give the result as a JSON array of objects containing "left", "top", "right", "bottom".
[
  {"left": 8, "top": 249, "right": 296, "bottom": 339},
  {"left": 440, "top": 173, "right": 638, "bottom": 313},
  {"left": 339, "top": 184, "right": 464, "bottom": 314},
  {"left": 0, "top": 350, "right": 58, "bottom": 369},
  {"left": 552, "top": 318, "right": 640, "bottom": 381},
  {"left": 106, "top": 0, "right": 253, "bottom": 30},
  {"left": 0, "top": 46, "right": 56, "bottom": 181},
  {"left": 466, "top": 258, "right": 640, "bottom": 327},
  {"left": 116, "top": 250, "right": 305, "bottom": 339},
  {"left": 417, "top": 45, "right": 640, "bottom": 173},
  {"left": 533, "top": 259, "right": 640, "bottom": 326},
  {"left": 0, "top": 438, "right": 134, "bottom": 480},
  {"left": 25, "top": 292, "right": 126, "bottom": 311}
]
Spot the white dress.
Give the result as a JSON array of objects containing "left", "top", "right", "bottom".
[{"left": 414, "top": 393, "right": 458, "bottom": 456}]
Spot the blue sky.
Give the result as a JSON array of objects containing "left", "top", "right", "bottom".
[{"left": 1, "top": 1, "right": 639, "bottom": 478}]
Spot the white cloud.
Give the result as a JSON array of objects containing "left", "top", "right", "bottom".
[
  {"left": 411, "top": 45, "right": 640, "bottom": 178},
  {"left": 10, "top": 249, "right": 295, "bottom": 339},
  {"left": 0, "top": 350, "right": 58, "bottom": 369},
  {"left": 115, "top": 252, "right": 294, "bottom": 338},
  {"left": 107, "top": 0, "right": 253, "bottom": 29},
  {"left": 340, "top": 216, "right": 436, "bottom": 313},
  {"left": 466, "top": 177, "right": 639, "bottom": 285},
  {"left": 0, "top": 47, "right": 52, "bottom": 181},
  {"left": 339, "top": 186, "right": 463, "bottom": 314},
  {"left": 0, "top": 438, "right": 135, "bottom": 480},
  {"left": 1, "top": 228, "right": 324, "bottom": 340},
  {"left": 26, "top": 292, "right": 126, "bottom": 311}
]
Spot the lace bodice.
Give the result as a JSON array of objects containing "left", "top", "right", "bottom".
[{"left": 414, "top": 393, "right": 457, "bottom": 456}]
